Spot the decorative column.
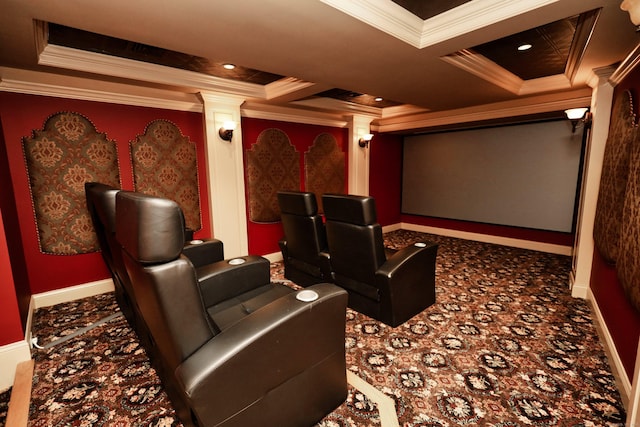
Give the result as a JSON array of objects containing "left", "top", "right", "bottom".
[
  {"left": 200, "top": 92, "right": 248, "bottom": 258},
  {"left": 570, "top": 67, "right": 614, "bottom": 298},
  {"left": 347, "top": 114, "right": 375, "bottom": 196}
]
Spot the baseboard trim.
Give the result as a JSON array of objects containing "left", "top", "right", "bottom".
[
  {"left": 31, "top": 278, "right": 114, "bottom": 310},
  {"left": 401, "top": 222, "right": 573, "bottom": 256},
  {"left": 0, "top": 341, "right": 31, "bottom": 391}
]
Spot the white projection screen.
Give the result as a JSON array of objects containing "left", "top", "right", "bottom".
[{"left": 402, "top": 120, "right": 583, "bottom": 232}]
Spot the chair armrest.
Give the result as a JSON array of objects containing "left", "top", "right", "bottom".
[
  {"left": 176, "top": 283, "right": 348, "bottom": 426},
  {"left": 182, "top": 238, "right": 224, "bottom": 268},
  {"left": 375, "top": 242, "right": 438, "bottom": 325},
  {"left": 196, "top": 255, "right": 271, "bottom": 308},
  {"left": 319, "top": 250, "right": 332, "bottom": 280}
]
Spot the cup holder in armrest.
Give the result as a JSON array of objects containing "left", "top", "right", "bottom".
[
  {"left": 189, "top": 239, "right": 204, "bottom": 244},
  {"left": 414, "top": 242, "right": 426, "bottom": 247},
  {"left": 228, "top": 258, "right": 246, "bottom": 265},
  {"left": 296, "top": 289, "right": 319, "bottom": 302}
]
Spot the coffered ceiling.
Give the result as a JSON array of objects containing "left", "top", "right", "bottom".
[{"left": 0, "top": 0, "right": 638, "bottom": 133}]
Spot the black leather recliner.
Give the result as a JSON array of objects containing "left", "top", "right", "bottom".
[
  {"left": 322, "top": 193, "right": 438, "bottom": 327},
  {"left": 277, "top": 190, "right": 331, "bottom": 287},
  {"left": 85, "top": 182, "right": 225, "bottom": 364},
  {"left": 115, "top": 190, "right": 348, "bottom": 427}
]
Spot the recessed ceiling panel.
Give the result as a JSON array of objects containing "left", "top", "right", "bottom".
[
  {"left": 471, "top": 15, "right": 579, "bottom": 80},
  {"left": 390, "top": 0, "right": 472, "bottom": 20},
  {"left": 47, "top": 23, "right": 284, "bottom": 85}
]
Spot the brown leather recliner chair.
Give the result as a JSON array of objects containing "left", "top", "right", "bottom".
[
  {"left": 115, "top": 190, "right": 348, "bottom": 427},
  {"left": 322, "top": 193, "right": 438, "bottom": 327},
  {"left": 277, "top": 191, "right": 332, "bottom": 287}
]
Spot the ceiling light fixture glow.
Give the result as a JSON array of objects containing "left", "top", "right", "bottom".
[
  {"left": 517, "top": 44, "right": 532, "bottom": 51},
  {"left": 375, "top": 97, "right": 383, "bottom": 102},
  {"left": 223, "top": 63, "right": 236, "bottom": 70}
]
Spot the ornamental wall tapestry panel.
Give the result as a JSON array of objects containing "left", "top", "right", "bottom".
[
  {"left": 617, "top": 129, "right": 640, "bottom": 313},
  {"left": 305, "top": 133, "right": 345, "bottom": 213},
  {"left": 22, "top": 112, "right": 120, "bottom": 255},
  {"left": 593, "top": 90, "right": 637, "bottom": 264},
  {"left": 245, "top": 128, "right": 299, "bottom": 222},
  {"left": 130, "top": 120, "right": 202, "bottom": 232}
]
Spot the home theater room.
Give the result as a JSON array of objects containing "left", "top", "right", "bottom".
[{"left": 1, "top": 0, "right": 640, "bottom": 425}]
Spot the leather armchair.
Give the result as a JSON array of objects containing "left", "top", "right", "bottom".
[
  {"left": 322, "top": 193, "right": 438, "bottom": 327},
  {"left": 277, "top": 191, "right": 331, "bottom": 287},
  {"left": 85, "top": 182, "right": 225, "bottom": 361},
  {"left": 115, "top": 190, "right": 348, "bottom": 427}
]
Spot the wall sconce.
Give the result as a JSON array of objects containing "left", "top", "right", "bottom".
[
  {"left": 218, "top": 120, "right": 237, "bottom": 141},
  {"left": 564, "top": 108, "right": 591, "bottom": 133},
  {"left": 358, "top": 133, "right": 374, "bottom": 148}
]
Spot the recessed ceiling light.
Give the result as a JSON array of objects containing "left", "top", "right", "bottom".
[
  {"left": 517, "top": 44, "right": 532, "bottom": 51},
  {"left": 375, "top": 97, "right": 383, "bottom": 102},
  {"left": 223, "top": 63, "right": 236, "bottom": 70}
]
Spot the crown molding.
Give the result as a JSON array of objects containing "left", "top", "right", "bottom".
[
  {"left": 609, "top": 42, "right": 640, "bottom": 86},
  {"left": 241, "top": 102, "right": 348, "bottom": 128},
  {"left": 39, "top": 44, "right": 267, "bottom": 99},
  {"left": 442, "top": 49, "right": 573, "bottom": 95},
  {"left": 264, "top": 77, "right": 316, "bottom": 100},
  {"left": 0, "top": 67, "right": 202, "bottom": 111},
  {"left": 291, "top": 96, "right": 382, "bottom": 117},
  {"left": 373, "top": 89, "right": 592, "bottom": 132},
  {"left": 321, "top": 0, "right": 560, "bottom": 49}
]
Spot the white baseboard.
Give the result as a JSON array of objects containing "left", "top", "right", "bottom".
[
  {"left": 31, "top": 278, "right": 114, "bottom": 310},
  {"left": 401, "top": 222, "right": 573, "bottom": 256},
  {"left": 0, "top": 278, "right": 115, "bottom": 392},
  {"left": 262, "top": 251, "right": 283, "bottom": 263},
  {"left": 0, "top": 340, "right": 31, "bottom": 391}
]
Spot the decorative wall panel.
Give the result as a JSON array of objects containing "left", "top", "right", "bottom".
[
  {"left": 305, "top": 133, "right": 345, "bottom": 213},
  {"left": 245, "top": 128, "right": 299, "bottom": 222},
  {"left": 617, "top": 129, "right": 640, "bottom": 313},
  {"left": 130, "top": 120, "right": 201, "bottom": 231},
  {"left": 22, "top": 112, "right": 120, "bottom": 254},
  {"left": 593, "top": 90, "right": 637, "bottom": 264}
]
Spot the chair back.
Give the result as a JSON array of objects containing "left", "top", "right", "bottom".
[
  {"left": 278, "top": 191, "right": 327, "bottom": 264},
  {"left": 116, "top": 191, "right": 215, "bottom": 371},
  {"left": 322, "top": 194, "right": 386, "bottom": 287}
]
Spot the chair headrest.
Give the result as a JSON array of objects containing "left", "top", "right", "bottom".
[
  {"left": 115, "top": 191, "right": 185, "bottom": 264},
  {"left": 277, "top": 191, "right": 318, "bottom": 216},
  {"left": 85, "top": 182, "right": 120, "bottom": 233},
  {"left": 322, "top": 193, "right": 377, "bottom": 225}
]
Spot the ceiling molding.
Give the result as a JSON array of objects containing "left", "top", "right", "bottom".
[
  {"left": 241, "top": 102, "right": 348, "bottom": 128},
  {"left": 264, "top": 77, "right": 316, "bottom": 100},
  {"left": 442, "top": 49, "right": 574, "bottom": 95},
  {"left": 0, "top": 67, "right": 202, "bottom": 111},
  {"left": 321, "top": 0, "right": 560, "bottom": 49},
  {"left": 39, "top": 44, "right": 268, "bottom": 99},
  {"left": 291, "top": 97, "right": 383, "bottom": 117},
  {"left": 610, "top": 42, "right": 640, "bottom": 87},
  {"left": 373, "top": 90, "right": 592, "bottom": 132}
]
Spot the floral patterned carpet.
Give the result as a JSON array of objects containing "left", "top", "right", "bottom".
[{"left": 5, "top": 230, "right": 627, "bottom": 426}]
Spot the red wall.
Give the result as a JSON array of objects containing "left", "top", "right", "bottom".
[
  {"left": 241, "top": 117, "right": 348, "bottom": 255},
  {"left": 589, "top": 67, "right": 640, "bottom": 382},
  {"left": 369, "top": 132, "right": 403, "bottom": 226},
  {"left": 0, "top": 209, "right": 24, "bottom": 345},
  {"left": 0, "top": 92, "right": 210, "bottom": 296}
]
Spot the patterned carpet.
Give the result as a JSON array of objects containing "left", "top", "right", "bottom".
[{"left": 3, "top": 230, "right": 628, "bottom": 426}]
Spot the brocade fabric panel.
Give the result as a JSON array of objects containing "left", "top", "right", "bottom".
[
  {"left": 593, "top": 90, "right": 637, "bottom": 264},
  {"left": 617, "top": 129, "right": 640, "bottom": 313},
  {"left": 22, "top": 112, "right": 120, "bottom": 254},
  {"left": 305, "top": 133, "right": 345, "bottom": 213},
  {"left": 245, "top": 128, "right": 300, "bottom": 222},
  {"left": 130, "top": 120, "right": 202, "bottom": 231}
]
